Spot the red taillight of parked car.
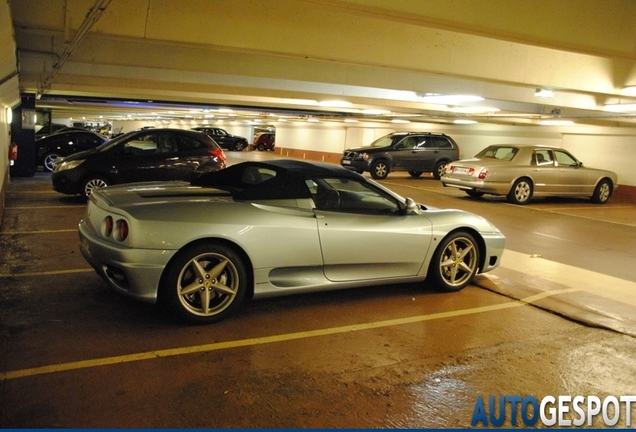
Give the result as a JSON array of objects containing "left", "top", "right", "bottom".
[
  {"left": 116, "top": 219, "right": 129, "bottom": 242},
  {"left": 210, "top": 148, "right": 226, "bottom": 162},
  {"left": 478, "top": 168, "right": 489, "bottom": 179},
  {"left": 104, "top": 215, "right": 114, "bottom": 237}
]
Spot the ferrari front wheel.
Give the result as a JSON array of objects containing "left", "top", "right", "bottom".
[
  {"left": 160, "top": 242, "right": 247, "bottom": 324},
  {"left": 428, "top": 231, "right": 479, "bottom": 292}
]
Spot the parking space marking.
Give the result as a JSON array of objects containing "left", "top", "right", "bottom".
[
  {"left": 0, "top": 229, "right": 78, "bottom": 235},
  {"left": 5, "top": 205, "right": 86, "bottom": 210},
  {"left": 6, "top": 190, "right": 59, "bottom": 194},
  {"left": 0, "top": 268, "right": 94, "bottom": 278},
  {"left": 0, "top": 288, "right": 575, "bottom": 382},
  {"left": 499, "top": 249, "right": 636, "bottom": 306}
]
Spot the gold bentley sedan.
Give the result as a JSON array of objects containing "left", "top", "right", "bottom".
[{"left": 441, "top": 145, "right": 618, "bottom": 204}]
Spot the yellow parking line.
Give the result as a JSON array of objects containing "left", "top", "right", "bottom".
[
  {"left": 0, "top": 289, "right": 576, "bottom": 381},
  {"left": 0, "top": 268, "right": 94, "bottom": 278},
  {"left": 0, "top": 229, "right": 78, "bottom": 235},
  {"left": 6, "top": 205, "right": 86, "bottom": 209},
  {"left": 7, "top": 190, "right": 58, "bottom": 194}
]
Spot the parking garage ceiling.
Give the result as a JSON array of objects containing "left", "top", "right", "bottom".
[{"left": 8, "top": 0, "right": 636, "bottom": 127}]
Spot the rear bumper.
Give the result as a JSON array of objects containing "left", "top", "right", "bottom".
[
  {"left": 79, "top": 219, "right": 176, "bottom": 303},
  {"left": 441, "top": 176, "right": 511, "bottom": 195}
]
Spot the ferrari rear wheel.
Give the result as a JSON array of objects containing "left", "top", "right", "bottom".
[
  {"left": 160, "top": 242, "right": 247, "bottom": 324},
  {"left": 428, "top": 231, "right": 479, "bottom": 292}
]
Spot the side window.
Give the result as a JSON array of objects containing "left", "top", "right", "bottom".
[
  {"left": 241, "top": 167, "right": 276, "bottom": 185},
  {"left": 176, "top": 135, "right": 205, "bottom": 152},
  {"left": 397, "top": 137, "right": 417, "bottom": 149},
  {"left": 413, "top": 136, "right": 428, "bottom": 148},
  {"left": 77, "top": 134, "right": 101, "bottom": 147},
  {"left": 554, "top": 150, "right": 578, "bottom": 167},
  {"left": 215, "top": 129, "right": 228, "bottom": 137},
  {"left": 534, "top": 149, "right": 554, "bottom": 165},
  {"left": 312, "top": 177, "right": 400, "bottom": 214},
  {"left": 124, "top": 133, "right": 175, "bottom": 154},
  {"left": 432, "top": 137, "right": 452, "bottom": 148}
]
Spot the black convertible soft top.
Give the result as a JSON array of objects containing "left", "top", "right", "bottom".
[{"left": 192, "top": 159, "right": 364, "bottom": 200}]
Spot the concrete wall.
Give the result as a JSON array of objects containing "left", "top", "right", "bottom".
[{"left": 0, "top": 107, "right": 9, "bottom": 226}]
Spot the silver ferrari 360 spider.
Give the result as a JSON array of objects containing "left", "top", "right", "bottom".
[{"left": 79, "top": 160, "right": 505, "bottom": 324}]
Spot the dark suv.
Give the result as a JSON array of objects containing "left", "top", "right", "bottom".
[
  {"left": 192, "top": 127, "right": 249, "bottom": 151},
  {"left": 340, "top": 132, "right": 460, "bottom": 180}
]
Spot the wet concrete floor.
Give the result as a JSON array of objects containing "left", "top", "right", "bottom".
[{"left": 1, "top": 153, "right": 635, "bottom": 428}]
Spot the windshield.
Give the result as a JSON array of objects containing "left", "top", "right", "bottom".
[
  {"left": 475, "top": 145, "right": 519, "bottom": 161},
  {"left": 96, "top": 130, "right": 140, "bottom": 152},
  {"left": 369, "top": 135, "right": 400, "bottom": 148}
]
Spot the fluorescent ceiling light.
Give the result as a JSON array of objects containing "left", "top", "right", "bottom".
[
  {"left": 391, "top": 119, "right": 410, "bottom": 124},
  {"left": 622, "top": 86, "right": 636, "bottom": 96},
  {"left": 539, "top": 119, "right": 574, "bottom": 126},
  {"left": 362, "top": 109, "right": 390, "bottom": 115},
  {"left": 602, "top": 103, "right": 636, "bottom": 112},
  {"left": 419, "top": 94, "right": 484, "bottom": 104},
  {"left": 344, "top": 118, "right": 358, "bottom": 123},
  {"left": 454, "top": 119, "right": 477, "bottom": 124},
  {"left": 319, "top": 100, "right": 352, "bottom": 107},
  {"left": 449, "top": 106, "right": 500, "bottom": 114},
  {"left": 307, "top": 118, "right": 319, "bottom": 122},
  {"left": 535, "top": 89, "right": 554, "bottom": 98},
  {"left": 281, "top": 98, "right": 318, "bottom": 106}
]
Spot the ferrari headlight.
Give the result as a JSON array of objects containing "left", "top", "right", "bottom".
[{"left": 55, "top": 159, "right": 85, "bottom": 172}]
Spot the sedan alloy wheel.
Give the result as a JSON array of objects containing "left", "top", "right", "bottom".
[
  {"left": 43, "top": 153, "right": 61, "bottom": 172},
  {"left": 507, "top": 178, "right": 533, "bottom": 204},
  {"left": 591, "top": 179, "right": 612, "bottom": 204},
  {"left": 82, "top": 176, "right": 109, "bottom": 198}
]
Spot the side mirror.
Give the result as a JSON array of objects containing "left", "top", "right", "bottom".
[{"left": 405, "top": 198, "right": 420, "bottom": 215}]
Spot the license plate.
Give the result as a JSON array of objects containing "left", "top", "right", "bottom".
[
  {"left": 454, "top": 166, "right": 472, "bottom": 174},
  {"left": 342, "top": 160, "right": 351, "bottom": 165}
]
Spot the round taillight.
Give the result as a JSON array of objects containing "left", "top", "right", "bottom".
[
  {"left": 103, "top": 216, "right": 114, "bottom": 237},
  {"left": 116, "top": 219, "right": 129, "bottom": 241}
]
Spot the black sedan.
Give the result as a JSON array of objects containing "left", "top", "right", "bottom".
[
  {"left": 36, "top": 130, "right": 108, "bottom": 171},
  {"left": 52, "top": 128, "right": 227, "bottom": 197}
]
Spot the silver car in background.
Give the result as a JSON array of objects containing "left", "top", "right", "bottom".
[
  {"left": 79, "top": 160, "right": 505, "bottom": 324},
  {"left": 441, "top": 145, "right": 618, "bottom": 204}
]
